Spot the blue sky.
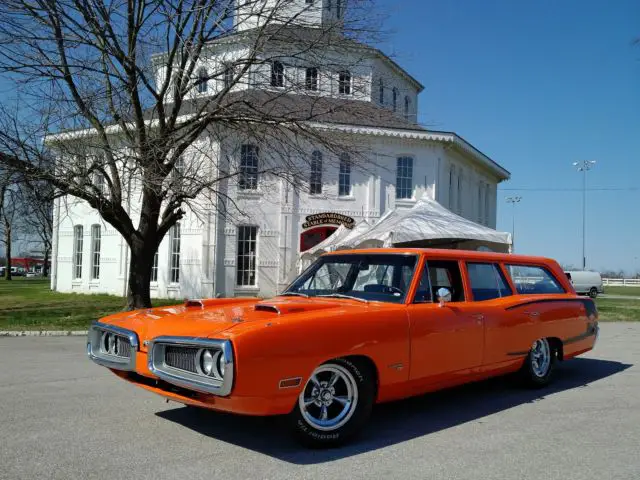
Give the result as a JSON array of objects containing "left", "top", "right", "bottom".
[
  {"left": 378, "top": 0, "right": 640, "bottom": 273},
  {"left": 1, "top": 1, "right": 638, "bottom": 272}
]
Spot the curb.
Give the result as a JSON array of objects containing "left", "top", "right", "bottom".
[{"left": 0, "top": 330, "right": 88, "bottom": 337}]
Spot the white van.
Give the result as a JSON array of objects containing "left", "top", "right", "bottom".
[{"left": 564, "top": 271, "right": 604, "bottom": 298}]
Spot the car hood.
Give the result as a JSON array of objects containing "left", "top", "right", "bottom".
[{"left": 98, "top": 297, "right": 368, "bottom": 349}]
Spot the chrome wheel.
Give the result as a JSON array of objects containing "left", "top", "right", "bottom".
[
  {"left": 298, "top": 364, "right": 359, "bottom": 432},
  {"left": 531, "top": 338, "right": 551, "bottom": 378}
]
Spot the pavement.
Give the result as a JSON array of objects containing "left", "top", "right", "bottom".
[{"left": 1, "top": 324, "right": 639, "bottom": 480}]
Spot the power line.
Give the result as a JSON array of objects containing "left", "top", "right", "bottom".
[{"left": 499, "top": 187, "right": 639, "bottom": 192}]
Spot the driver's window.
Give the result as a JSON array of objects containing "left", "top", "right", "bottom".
[
  {"left": 427, "top": 260, "right": 465, "bottom": 302},
  {"left": 414, "top": 267, "right": 432, "bottom": 303}
]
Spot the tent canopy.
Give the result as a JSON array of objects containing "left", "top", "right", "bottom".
[
  {"left": 299, "top": 195, "right": 512, "bottom": 261},
  {"left": 354, "top": 195, "right": 511, "bottom": 249}
]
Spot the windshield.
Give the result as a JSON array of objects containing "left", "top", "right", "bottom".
[{"left": 284, "top": 254, "right": 418, "bottom": 303}]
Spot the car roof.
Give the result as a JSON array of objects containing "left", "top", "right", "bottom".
[{"left": 322, "top": 248, "right": 558, "bottom": 265}]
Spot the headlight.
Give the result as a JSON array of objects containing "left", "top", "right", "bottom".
[
  {"left": 217, "top": 352, "right": 226, "bottom": 377},
  {"left": 201, "top": 349, "right": 215, "bottom": 376},
  {"left": 198, "top": 348, "right": 225, "bottom": 379}
]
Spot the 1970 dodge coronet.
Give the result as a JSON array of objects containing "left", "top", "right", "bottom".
[{"left": 88, "top": 249, "right": 598, "bottom": 447}]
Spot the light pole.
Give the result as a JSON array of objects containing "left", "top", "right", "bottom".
[
  {"left": 573, "top": 160, "right": 596, "bottom": 270},
  {"left": 505, "top": 196, "right": 522, "bottom": 252}
]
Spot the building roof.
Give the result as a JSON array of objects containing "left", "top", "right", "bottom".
[{"left": 152, "top": 90, "right": 509, "bottom": 179}]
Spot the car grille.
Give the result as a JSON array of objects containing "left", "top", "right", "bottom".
[{"left": 164, "top": 346, "right": 199, "bottom": 373}]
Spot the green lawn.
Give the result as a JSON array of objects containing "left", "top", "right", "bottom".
[
  {"left": 603, "top": 285, "right": 640, "bottom": 297},
  {"left": 1, "top": 278, "right": 638, "bottom": 331},
  {"left": 0, "top": 278, "right": 178, "bottom": 331},
  {"left": 595, "top": 296, "right": 640, "bottom": 322}
]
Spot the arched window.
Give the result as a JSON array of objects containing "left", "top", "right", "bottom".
[
  {"left": 392, "top": 88, "right": 398, "bottom": 112},
  {"left": 169, "top": 223, "right": 181, "bottom": 284},
  {"left": 239, "top": 144, "right": 259, "bottom": 190},
  {"left": 90, "top": 224, "right": 101, "bottom": 280},
  {"left": 73, "top": 225, "right": 83, "bottom": 280},
  {"left": 338, "top": 153, "right": 351, "bottom": 196},
  {"left": 404, "top": 95, "right": 411, "bottom": 120},
  {"left": 396, "top": 157, "right": 413, "bottom": 199},
  {"left": 379, "top": 79, "right": 384, "bottom": 104},
  {"left": 306, "top": 67, "right": 318, "bottom": 91},
  {"left": 457, "top": 170, "right": 463, "bottom": 214},
  {"left": 271, "top": 61, "right": 284, "bottom": 87},
  {"left": 310, "top": 151, "right": 323, "bottom": 195},
  {"left": 197, "top": 67, "right": 208, "bottom": 93},
  {"left": 223, "top": 64, "right": 235, "bottom": 89},
  {"left": 338, "top": 70, "right": 351, "bottom": 95}
]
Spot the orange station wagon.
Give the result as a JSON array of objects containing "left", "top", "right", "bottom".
[{"left": 88, "top": 249, "right": 599, "bottom": 447}]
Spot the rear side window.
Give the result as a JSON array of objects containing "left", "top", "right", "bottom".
[
  {"left": 467, "top": 263, "right": 512, "bottom": 301},
  {"left": 506, "top": 264, "right": 565, "bottom": 294}
]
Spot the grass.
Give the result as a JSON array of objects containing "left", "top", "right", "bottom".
[
  {"left": 1, "top": 277, "right": 638, "bottom": 331},
  {"left": 0, "top": 278, "right": 178, "bottom": 331},
  {"left": 595, "top": 296, "right": 640, "bottom": 322},
  {"left": 603, "top": 285, "right": 640, "bottom": 297}
]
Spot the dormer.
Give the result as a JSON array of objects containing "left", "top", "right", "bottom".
[{"left": 234, "top": 0, "right": 345, "bottom": 32}]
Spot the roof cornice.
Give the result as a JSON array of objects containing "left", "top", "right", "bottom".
[{"left": 306, "top": 122, "right": 510, "bottom": 180}]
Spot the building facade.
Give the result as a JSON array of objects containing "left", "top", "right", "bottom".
[{"left": 50, "top": 0, "right": 510, "bottom": 299}]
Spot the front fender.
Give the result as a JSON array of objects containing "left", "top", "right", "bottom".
[{"left": 224, "top": 307, "right": 411, "bottom": 409}]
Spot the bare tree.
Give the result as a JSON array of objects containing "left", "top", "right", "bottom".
[
  {"left": 0, "top": 0, "right": 391, "bottom": 308},
  {"left": 0, "top": 168, "right": 21, "bottom": 281}
]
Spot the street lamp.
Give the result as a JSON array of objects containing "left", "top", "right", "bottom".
[
  {"left": 505, "top": 196, "right": 522, "bottom": 252},
  {"left": 573, "top": 160, "right": 596, "bottom": 270}
]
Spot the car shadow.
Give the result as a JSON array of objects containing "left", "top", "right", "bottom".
[{"left": 155, "top": 358, "right": 631, "bottom": 464}]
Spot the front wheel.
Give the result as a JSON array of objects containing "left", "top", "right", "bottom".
[
  {"left": 520, "top": 338, "right": 556, "bottom": 388},
  {"left": 289, "top": 358, "right": 375, "bottom": 448},
  {"left": 589, "top": 287, "right": 598, "bottom": 298}
]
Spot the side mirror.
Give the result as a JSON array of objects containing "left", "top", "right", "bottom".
[{"left": 436, "top": 287, "right": 452, "bottom": 307}]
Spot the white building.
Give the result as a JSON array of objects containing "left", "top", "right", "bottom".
[{"left": 50, "top": 0, "right": 510, "bottom": 300}]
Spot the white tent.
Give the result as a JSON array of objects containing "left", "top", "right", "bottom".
[{"left": 348, "top": 195, "right": 512, "bottom": 251}]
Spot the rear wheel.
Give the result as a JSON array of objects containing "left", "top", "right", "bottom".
[
  {"left": 520, "top": 338, "right": 556, "bottom": 388},
  {"left": 589, "top": 287, "right": 598, "bottom": 298},
  {"left": 290, "top": 358, "right": 375, "bottom": 448}
]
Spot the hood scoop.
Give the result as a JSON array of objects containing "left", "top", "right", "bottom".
[
  {"left": 254, "top": 299, "right": 345, "bottom": 316},
  {"left": 254, "top": 304, "right": 282, "bottom": 314}
]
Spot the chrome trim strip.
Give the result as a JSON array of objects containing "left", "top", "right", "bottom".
[
  {"left": 86, "top": 321, "right": 139, "bottom": 371},
  {"left": 147, "top": 336, "right": 234, "bottom": 396}
]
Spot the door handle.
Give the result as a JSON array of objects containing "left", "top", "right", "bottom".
[
  {"left": 524, "top": 311, "right": 540, "bottom": 317},
  {"left": 471, "top": 313, "right": 484, "bottom": 323}
]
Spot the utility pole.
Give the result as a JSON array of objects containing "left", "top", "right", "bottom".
[
  {"left": 573, "top": 161, "right": 596, "bottom": 270},
  {"left": 505, "top": 196, "right": 522, "bottom": 252}
]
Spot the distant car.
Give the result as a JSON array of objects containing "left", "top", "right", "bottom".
[
  {"left": 88, "top": 249, "right": 599, "bottom": 447},
  {"left": 565, "top": 271, "right": 603, "bottom": 298}
]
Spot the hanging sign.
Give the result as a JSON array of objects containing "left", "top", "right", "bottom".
[{"left": 302, "top": 212, "right": 355, "bottom": 230}]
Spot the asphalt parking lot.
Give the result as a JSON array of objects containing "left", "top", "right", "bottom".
[{"left": 1, "top": 324, "right": 639, "bottom": 480}]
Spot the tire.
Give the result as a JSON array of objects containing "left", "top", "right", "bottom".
[
  {"left": 289, "top": 357, "right": 375, "bottom": 448},
  {"left": 589, "top": 287, "right": 598, "bottom": 298},
  {"left": 520, "top": 338, "right": 556, "bottom": 388}
]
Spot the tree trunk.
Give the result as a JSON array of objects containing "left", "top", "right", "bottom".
[
  {"left": 126, "top": 241, "right": 155, "bottom": 310},
  {"left": 42, "top": 247, "right": 50, "bottom": 278},
  {"left": 4, "top": 221, "right": 11, "bottom": 281}
]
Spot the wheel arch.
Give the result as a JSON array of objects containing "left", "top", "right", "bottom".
[{"left": 547, "top": 336, "right": 564, "bottom": 361}]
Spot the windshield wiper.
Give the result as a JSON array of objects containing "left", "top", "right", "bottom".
[
  {"left": 279, "top": 292, "right": 309, "bottom": 298},
  {"left": 318, "top": 294, "right": 369, "bottom": 304}
]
